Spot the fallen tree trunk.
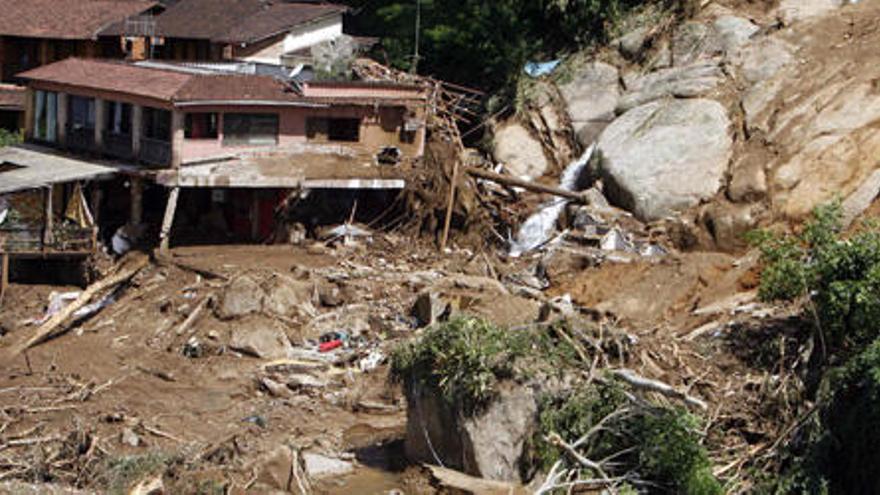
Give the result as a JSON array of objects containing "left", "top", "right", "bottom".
[
  {"left": 465, "top": 167, "right": 591, "bottom": 204},
  {"left": 16, "top": 253, "right": 150, "bottom": 353},
  {"left": 611, "top": 368, "right": 708, "bottom": 411}
]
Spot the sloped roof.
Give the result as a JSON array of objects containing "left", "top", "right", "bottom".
[
  {"left": 0, "top": 145, "right": 117, "bottom": 195},
  {"left": 102, "top": 0, "right": 346, "bottom": 44},
  {"left": 0, "top": 0, "right": 156, "bottom": 40},
  {"left": 18, "top": 58, "right": 425, "bottom": 106}
]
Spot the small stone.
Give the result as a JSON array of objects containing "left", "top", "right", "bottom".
[
  {"left": 120, "top": 427, "right": 141, "bottom": 448},
  {"left": 260, "top": 377, "right": 290, "bottom": 398}
]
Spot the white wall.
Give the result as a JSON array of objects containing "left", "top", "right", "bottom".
[{"left": 282, "top": 14, "right": 343, "bottom": 55}]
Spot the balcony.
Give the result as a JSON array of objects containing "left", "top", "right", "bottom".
[
  {"left": 0, "top": 225, "right": 97, "bottom": 255},
  {"left": 66, "top": 126, "right": 95, "bottom": 153},
  {"left": 103, "top": 131, "right": 133, "bottom": 160},
  {"left": 139, "top": 137, "right": 171, "bottom": 167}
]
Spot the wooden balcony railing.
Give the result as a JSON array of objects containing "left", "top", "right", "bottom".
[
  {"left": 67, "top": 126, "right": 95, "bottom": 153},
  {"left": 0, "top": 225, "right": 97, "bottom": 255},
  {"left": 103, "top": 131, "right": 133, "bottom": 160},
  {"left": 139, "top": 137, "right": 171, "bottom": 167}
]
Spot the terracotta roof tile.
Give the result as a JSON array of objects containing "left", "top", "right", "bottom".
[
  {"left": 0, "top": 0, "right": 156, "bottom": 40},
  {"left": 102, "top": 0, "right": 346, "bottom": 44}
]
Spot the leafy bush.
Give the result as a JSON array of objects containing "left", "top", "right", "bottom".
[
  {"left": 96, "top": 452, "right": 174, "bottom": 495},
  {"left": 0, "top": 128, "right": 22, "bottom": 148},
  {"left": 751, "top": 202, "right": 880, "bottom": 353},
  {"left": 536, "top": 385, "right": 723, "bottom": 495},
  {"left": 391, "top": 317, "right": 578, "bottom": 415}
]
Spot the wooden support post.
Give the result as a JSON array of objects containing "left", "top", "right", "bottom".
[
  {"left": 440, "top": 160, "right": 459, "bottom": 251},
  {"left": 130, "top": 177, "right": 143, "bottom": 225},
  {"left": 94, "top": 98, "right": 106, "bottom": 149},
  {"left": 42, "top": 185, "right": 54, "bottom": 248},
  {"left": 131, "top": 104, "right": 143, "bottom": 158},
  {"left": 0, "top": 253, "right": 9, "bottom": 307},
  {"left": 159, "top": 187, "right": 180, "bottom": 254},
  {"left": 57, "top": 92, "right": 68, "bottom": 147},
  {"left": 171, "top": 110, "right": 184, "bottom": 168},
  {"left": 90, "top": 186, "right": 103, "bottom": 225}
]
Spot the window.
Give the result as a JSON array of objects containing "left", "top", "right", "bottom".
[
  {"left": 69, "top": 95, "right": 95, "bottom": 131},
  {"left": 33, "top": 90, "right": 57, "bottom": 142},
  {"left": 105, "top": 101, "right": 132, "bottom": 136},
  {"left": 185, "top": 113, "right": 218, "bottom": 139},
  {"left": 222, "top": 113, "right": 278, "bottom": 146},
  {"left": 306, "top": 117, "right": 360, "bottom": 142},
  {"left": 143, "top": 107, "right": 171, "bottom": 142}
]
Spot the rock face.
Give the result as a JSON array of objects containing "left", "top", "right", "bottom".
[
  {"left": 492, "top": 122, "right": 549, "bottom": 179},
  {"left": 597, "top": 98, "right": 733, "bottom": 221},
  {"left": 558, "top": 61, "right": 620, "bottom": 146},
  {"left": 404, "top": 381, "right": 540, "bottom": 482}
]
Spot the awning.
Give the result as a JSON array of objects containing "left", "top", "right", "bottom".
[{"left": 0, "top": 145, "right": 117, "bottom": 194}]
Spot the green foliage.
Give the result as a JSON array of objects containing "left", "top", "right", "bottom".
[
  {"left": 0, "top": 128, "right": 22, "bottom": 148},
  {"left": 751, "top": 201, "right": 880, "bottom": 352},
  {"left": 535, "top": 384, "right": 722, "bottom": 494},
  {"left": 390, "top": 317, "right": 578, "bottom": 415},
  {"left": 343, "top": 0, "right": 689, "bottom": 94}
]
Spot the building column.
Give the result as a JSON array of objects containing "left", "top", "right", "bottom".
[
  {"left": 57, "top": 92, "right": 68, "bottom": 147},
  {"left": 42, "top": 185, "right": 54, "bottom": 247},
  {"left": 23, "top": 88, "right": 34, "bottom": 140},
  {"left": 130, "top": 176, "right": 143, "bottom": 225},
  {"left": 131, "top": 104, "right": 143, "bottom": 159},
  {"left": 159, "top": 186, "right": 180, "bottom": 254},
  {"left": 171, "top": 110, "right": 184, "bottom": 168},
  {"left": 94, "top": 98, "right": 105, "bottom": 149}
]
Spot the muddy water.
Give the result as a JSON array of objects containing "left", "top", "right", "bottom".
[{"left": 314, "top": 424, "right": 410, "bottom": 494}]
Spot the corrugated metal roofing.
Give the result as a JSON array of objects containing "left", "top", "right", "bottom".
[{"left": 0, "top": 145, "right": 117, "bottom": 194}]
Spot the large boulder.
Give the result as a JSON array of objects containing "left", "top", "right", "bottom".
[
  {"left": 404, "top": 381, "right": 541, "bottom": 482},
  {"left": 558, "top": 61, "right": 620, "bottom": 146},
  {"left": 713, "top": 15, "right": 759, "bottom": 55},
  {"left": 492, "top": 122, "right": 549, "bottom": 179},
  {"left": 597, "top": 99, "right": 733, "bottom": 221},
  {"left": 261, "top": 274, "right": 317, "bottom": 319},
  {"left": 217, "top": 275, "right": 264, "bottom": 320},
  {"left": 618, "top": 62, "right": 725, "bottom": 112}
]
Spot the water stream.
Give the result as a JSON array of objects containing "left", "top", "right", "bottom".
[{"left": 508, "top": 144, "right": 596, "bottom": 257}]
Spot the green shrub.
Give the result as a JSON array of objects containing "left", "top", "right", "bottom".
[
  {"left": 97, "top": 452, "right": 173, "bottom": 495},
  {"left": 391, "top": 317, "right": 578, "bottom": 415},
  {"left": 0, "top": 128, "right": 22, "bottom": 148},
  {"left": 535, "top": 384, "right": 722, "bottom": 495},
  {"left": 751, "top": 202, "right": 880, "bottom": 353}
]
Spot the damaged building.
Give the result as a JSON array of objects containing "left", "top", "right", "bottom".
[{"left": 0, "top": 56, "right": 426, "bottom": 291}]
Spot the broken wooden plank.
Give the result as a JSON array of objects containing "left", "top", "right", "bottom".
[
  {"left": 440, "top": 160, "right": 460, "bottom": 251},
  {"left": 424, "top": 464, "right": 527, "bottom": 495},
  {"left": 465, "top": 167, "right": 591, "bottom": 203},
  {"left": 159, "top": 186, "right": 180, "bottom": 254},
  {"left": 15, "top": 253, "right": 150, "bottom": 353}
]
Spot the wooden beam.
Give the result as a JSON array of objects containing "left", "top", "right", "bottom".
[
  {"left": 159, "top": 187, "right": 180, "bottom": 254},
  {"left": 465, "top": 167, "right": 592, "bottom": 204},
  {"left": 440, "top": 160, "right": 459, "bottom": 251},
  {"left": 42, "top": 185, "right": 54, "bottom": 248},
  {"left": 0, "top": 253, "right": 9, "bottom": 307}
]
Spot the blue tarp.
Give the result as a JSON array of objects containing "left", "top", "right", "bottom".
[{"left": 524, "top": 59, "right": 561, "bottom": 78}]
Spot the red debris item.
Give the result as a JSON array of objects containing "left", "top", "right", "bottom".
[{"left": 319, "top": 339, "right": 343, "bottom": 353}]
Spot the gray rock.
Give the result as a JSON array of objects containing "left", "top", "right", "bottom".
[
  {"left": 120, "top": 428, "right": 141, "bottom": 448},
  {"left": 597, "top": 99, "right": 733, "bottom": 221},
  {"left": 617, "top": 62, "right": 724, "bottom": 112},
  {"left": 672, "top": 22, "right": 723, "bottom": 66},
  {"left": 714, "top": 15, "right": 759, "bottom": 54},
  {"left": 412, "top": 291, "right": 448, "bottom": 327},
  {"left": 286, "top": 373, "right": 328, "bottom": 390},
  {"left": 734, "top": 37, "right": 795, "bottom": 84},
  {"left": 404, "top": 381, "right": 541, "bottom": 482},
  {"left": 492, "top": 122, "right": 549, "bottom": 179},
  {"left": 618, "top": 26, "right": 650, "bottom": 59},
  {"left": 217, "top": 275, "right": 264, "bottom": 320},
  {"left": 262, "top": 274, "right": 317, "bottom": 319},
  {"left": 558, "top": 61, "right": 620, "bottom": 146},
  {"left": 303, "top": 453, "right": 354, "bottom": 478},
  {"left": 229, "top": 318, "right": 293, "bottom": 360}
]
